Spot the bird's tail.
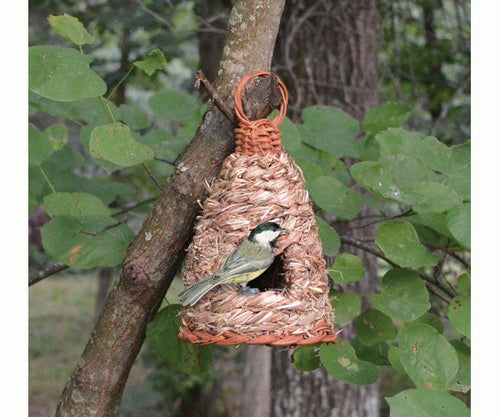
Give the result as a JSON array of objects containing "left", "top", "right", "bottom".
[{"left": 179, "top": 277, "right": 218, "bottom": 306}]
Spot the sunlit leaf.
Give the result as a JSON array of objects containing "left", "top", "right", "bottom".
[
  {"left": 134, "top": 49, "right": 167, "bottom": 75},
  {"left": 48, "top": 13, "right": 95, "bottom": 46},
  {"left": 328, "top": 253, "right": 365, "bottom": 285},
  {"left": 89, "top": 122, "right": 154, "bottom": 168},
  {"left": 298, "top": 106, "right": 360, "bottom": 157},
  {"left": 29, "top": 123, "right": 54, "bottom": 165},
  {"left": 399, "top": 324, "right": 459, "bottom": 391},
  {"left": 29, "top": 45, "right": 106, "bottom": 101},
  {"left": 329, "top": 290, "right": 361, "bottom": 327},
  {"left": 43, "top": 192, "right": 110, "bottom": 217},
  {"left": 448, "top": 295, "right": 470, "bottom": 339},
  {"left": 319, "top": 339, "right": 379, "bottom": 384},
  {"left": 370, "top": 268, "right": 430, "bottom": 321},
  {"left": 375, "top": 221, "right": 439, "bottom": 268},
  {"left": 362, "top": 102, "right": 413, "bottom": 134},
  {"left": 386, "top": 389, "right": 470, "bottom": 417},
  {"left": 309, "top": 176, "right": 362, "bottom": 220},
  {"left": 41, "top": 216, "right": 134, "bottom": 268}
]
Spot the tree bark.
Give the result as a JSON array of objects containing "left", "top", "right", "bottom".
[
  {"left": 55, "top": 1, "right": 286, "bottom": 416},
  {"left": 240, "top": 346, "right": 272, "bottom": 417},
  {"left": 271, "top": 1, "right": 380, "bottom": 416}
]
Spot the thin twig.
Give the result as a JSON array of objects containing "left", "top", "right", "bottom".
[
  {"left": 154, "top": 157, "right": 176, "bottom": 166},
  {"left": 29, "top": 263, "right": 69, "bottom": 286},
  {"left": 195, "top": 70, "right": 237, "bottom": 124},
  {"left": 341, "top": 209, "right": 414, "bottom": 233},
  {"left": 112, "top": 197, "right": 156, "bottom": 217},
  {"left": 340, "top": 236, "right": 453, "bottom": 302},
  {"left": 79, "top": 219, "right": 127, "bottom": 237},
  {"left": 141, "top": 162, "right": 163, "bottom": 191}
]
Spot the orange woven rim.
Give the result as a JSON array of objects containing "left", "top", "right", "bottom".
[
  {"left": 178, "top": 321, "right": 337, "bottom": 346},
  {"left": 234, "top": 70, "right": 289, "bottom": 155}
]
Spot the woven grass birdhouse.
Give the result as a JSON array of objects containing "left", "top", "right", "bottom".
[{"left": 178, "top": 70, "right": 337, "bottom": 346}]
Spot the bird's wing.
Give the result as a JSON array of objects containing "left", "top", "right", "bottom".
[{"left": 210, "top": 241, "right": 274, "bottom": 284}]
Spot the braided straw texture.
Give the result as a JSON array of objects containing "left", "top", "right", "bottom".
[{"left": 178, "top": 152, "right": 337, "bottom": 346}]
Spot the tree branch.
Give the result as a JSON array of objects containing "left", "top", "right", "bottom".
[
  {"left": 29, "top": 263, "right": 69, "bottom": 286},
  {"left": 340, "top": 236, "right": 453, "bottom": 302},
  {"left": 55, "top": 1, "right": 286, "bottom": 416}
]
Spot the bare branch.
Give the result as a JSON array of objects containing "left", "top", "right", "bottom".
[{"left": 29, "top": 263, "right": 69, "bottom": 286}]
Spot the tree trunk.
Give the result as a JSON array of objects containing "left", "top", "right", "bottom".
[
  {"left": 240, "top": 346, "right": 272, "bottom": 417},
  {"left": 271, "top": 1, "right": 380, "bottom": 416},
  {"left": 55, "top": 1, "right": 286, "bottom": 416}
]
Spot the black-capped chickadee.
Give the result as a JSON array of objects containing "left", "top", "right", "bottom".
[{"left": 179, "top": 222, "right": 288, "bottom": 306}]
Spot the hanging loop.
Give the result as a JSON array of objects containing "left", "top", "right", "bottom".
[{"left": 234, "top": 70, "right": 289, "bottom": 155}]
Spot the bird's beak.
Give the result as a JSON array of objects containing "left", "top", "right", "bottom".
[{"left": 279, "top": 228, "right": 289, "bottom": 236}]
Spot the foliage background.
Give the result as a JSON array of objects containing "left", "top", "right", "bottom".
[{"left": 25, "top": 1, "right": 475, "bottom": 417}]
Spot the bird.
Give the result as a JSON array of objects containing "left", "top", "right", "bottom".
[{"left": 179, "top": 221, "right": 288, "bottom": 306}]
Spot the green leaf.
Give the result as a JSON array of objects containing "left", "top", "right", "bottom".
[
  {"left": 404, "top": 312, "right": 444, "bottom": 334},
  {"left": 410, "top": 182, "right": 462, "bottom": 213},
  {"left": 456, "top": 273, "right": 471, "bottom": 296},
  {"left": 410, "top": 212, "right": 455, "bottom": 241},
  {"left": 355, "top": 308, "right": 398, "bottom": 345},
  {"left": 376, "top": 129, "right": 452, "bottom": 174},
  {"left": 118, "top": 104, "right": 150, "bottom": 131},
  {"left": 78, "top": 97, "right": 119, "bottom": 124},
  {"left": 41, "top": 216, "right": 134, "bottom": 268},
  {"left": 399, "top": 324, "right": 459, "bottom": 391},
  {"left": 315, "top": 216, "right": 340, "bottom": 256},
  {"left": 351, "top": 155, "right": 430, "bottom": 204},
  {"left": 280, "top": 116, "right": 303, "bottom": 155},
  {"left": 448, "top": 340, "right": 470, "bottom": 393},
  {"left": 446, "top": 141, "right": 470, "bottom": 199},
  {"left": 448, "top": 295, "right": 470, "bottom": 339},
  {"left": 298, "top": 106, "right": 360, "bottom": 157},
  {"left": 44, "top": 124, "right": 68, "bottom": 151},
  {"left": 309, "top": 176, "right": 362, "bottom": 220},
  {"left": 89, "top": 122, "right": 154, "bottom": 168},
  {"left": 146, "top": 305, "right": 212, "bottom": 378},
  {"left": 29, "top": 123, "right": 54, "bottom": 165},
  {"left": 317, "top": 152, "right": 351, "bottom": 185},
  {"left": 386, "top": 389, "right": 470, "bottom": 417},
  {"left": 48, "top": 14, "right": 95, "bottom": 46},
  {"left": 295, "top": 157, "right": 325, "bottom": 184},
  {"left": 362, "top": 102, "right": 413, "bottom": 134},
  {"left": 292, "top": 345, "right": 320, "bottom": 371},
  {"left": 43, "top": 192, "right": 111, "bottom": 217},
  {"left": 350, "top": 161, "right": 399, "bottom": 201},
  {"left": 134, "top": 49, "right": 167, "bottom": 76},
  {"left": 80, "top": 124, "right": 122, "bottom": 173},
  {"left": 375, "top": 221, "right": 439, "bottom": 268},
  {"left": 329, "top": 290, "right": 361, "bottom": 327},
  {"left": 150, "top": 89, "right": 202, "bottom": 123},
  {"left": 370, "top": 268, "right": 430, "bottom": 321},
  {"left": 29, "top": 45, "right": 106, "bottom": 102},
  {"left": 328, "top": 253, "right": 365, "bottom": 285},
  {"left": 446, "top": 203, "right": 470, "bottom": 249},
  {"left": 387, "top": 346, "right": 405, "bottom": 373},
  {"left": 319, "top": 340, "right": 379, "bottom": 384},
  {"left": 29, "top": 92, "right": 81, "bottom": 120},
  {"left": 351, "top": 340, "right": 390, "bottom": 365}
]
